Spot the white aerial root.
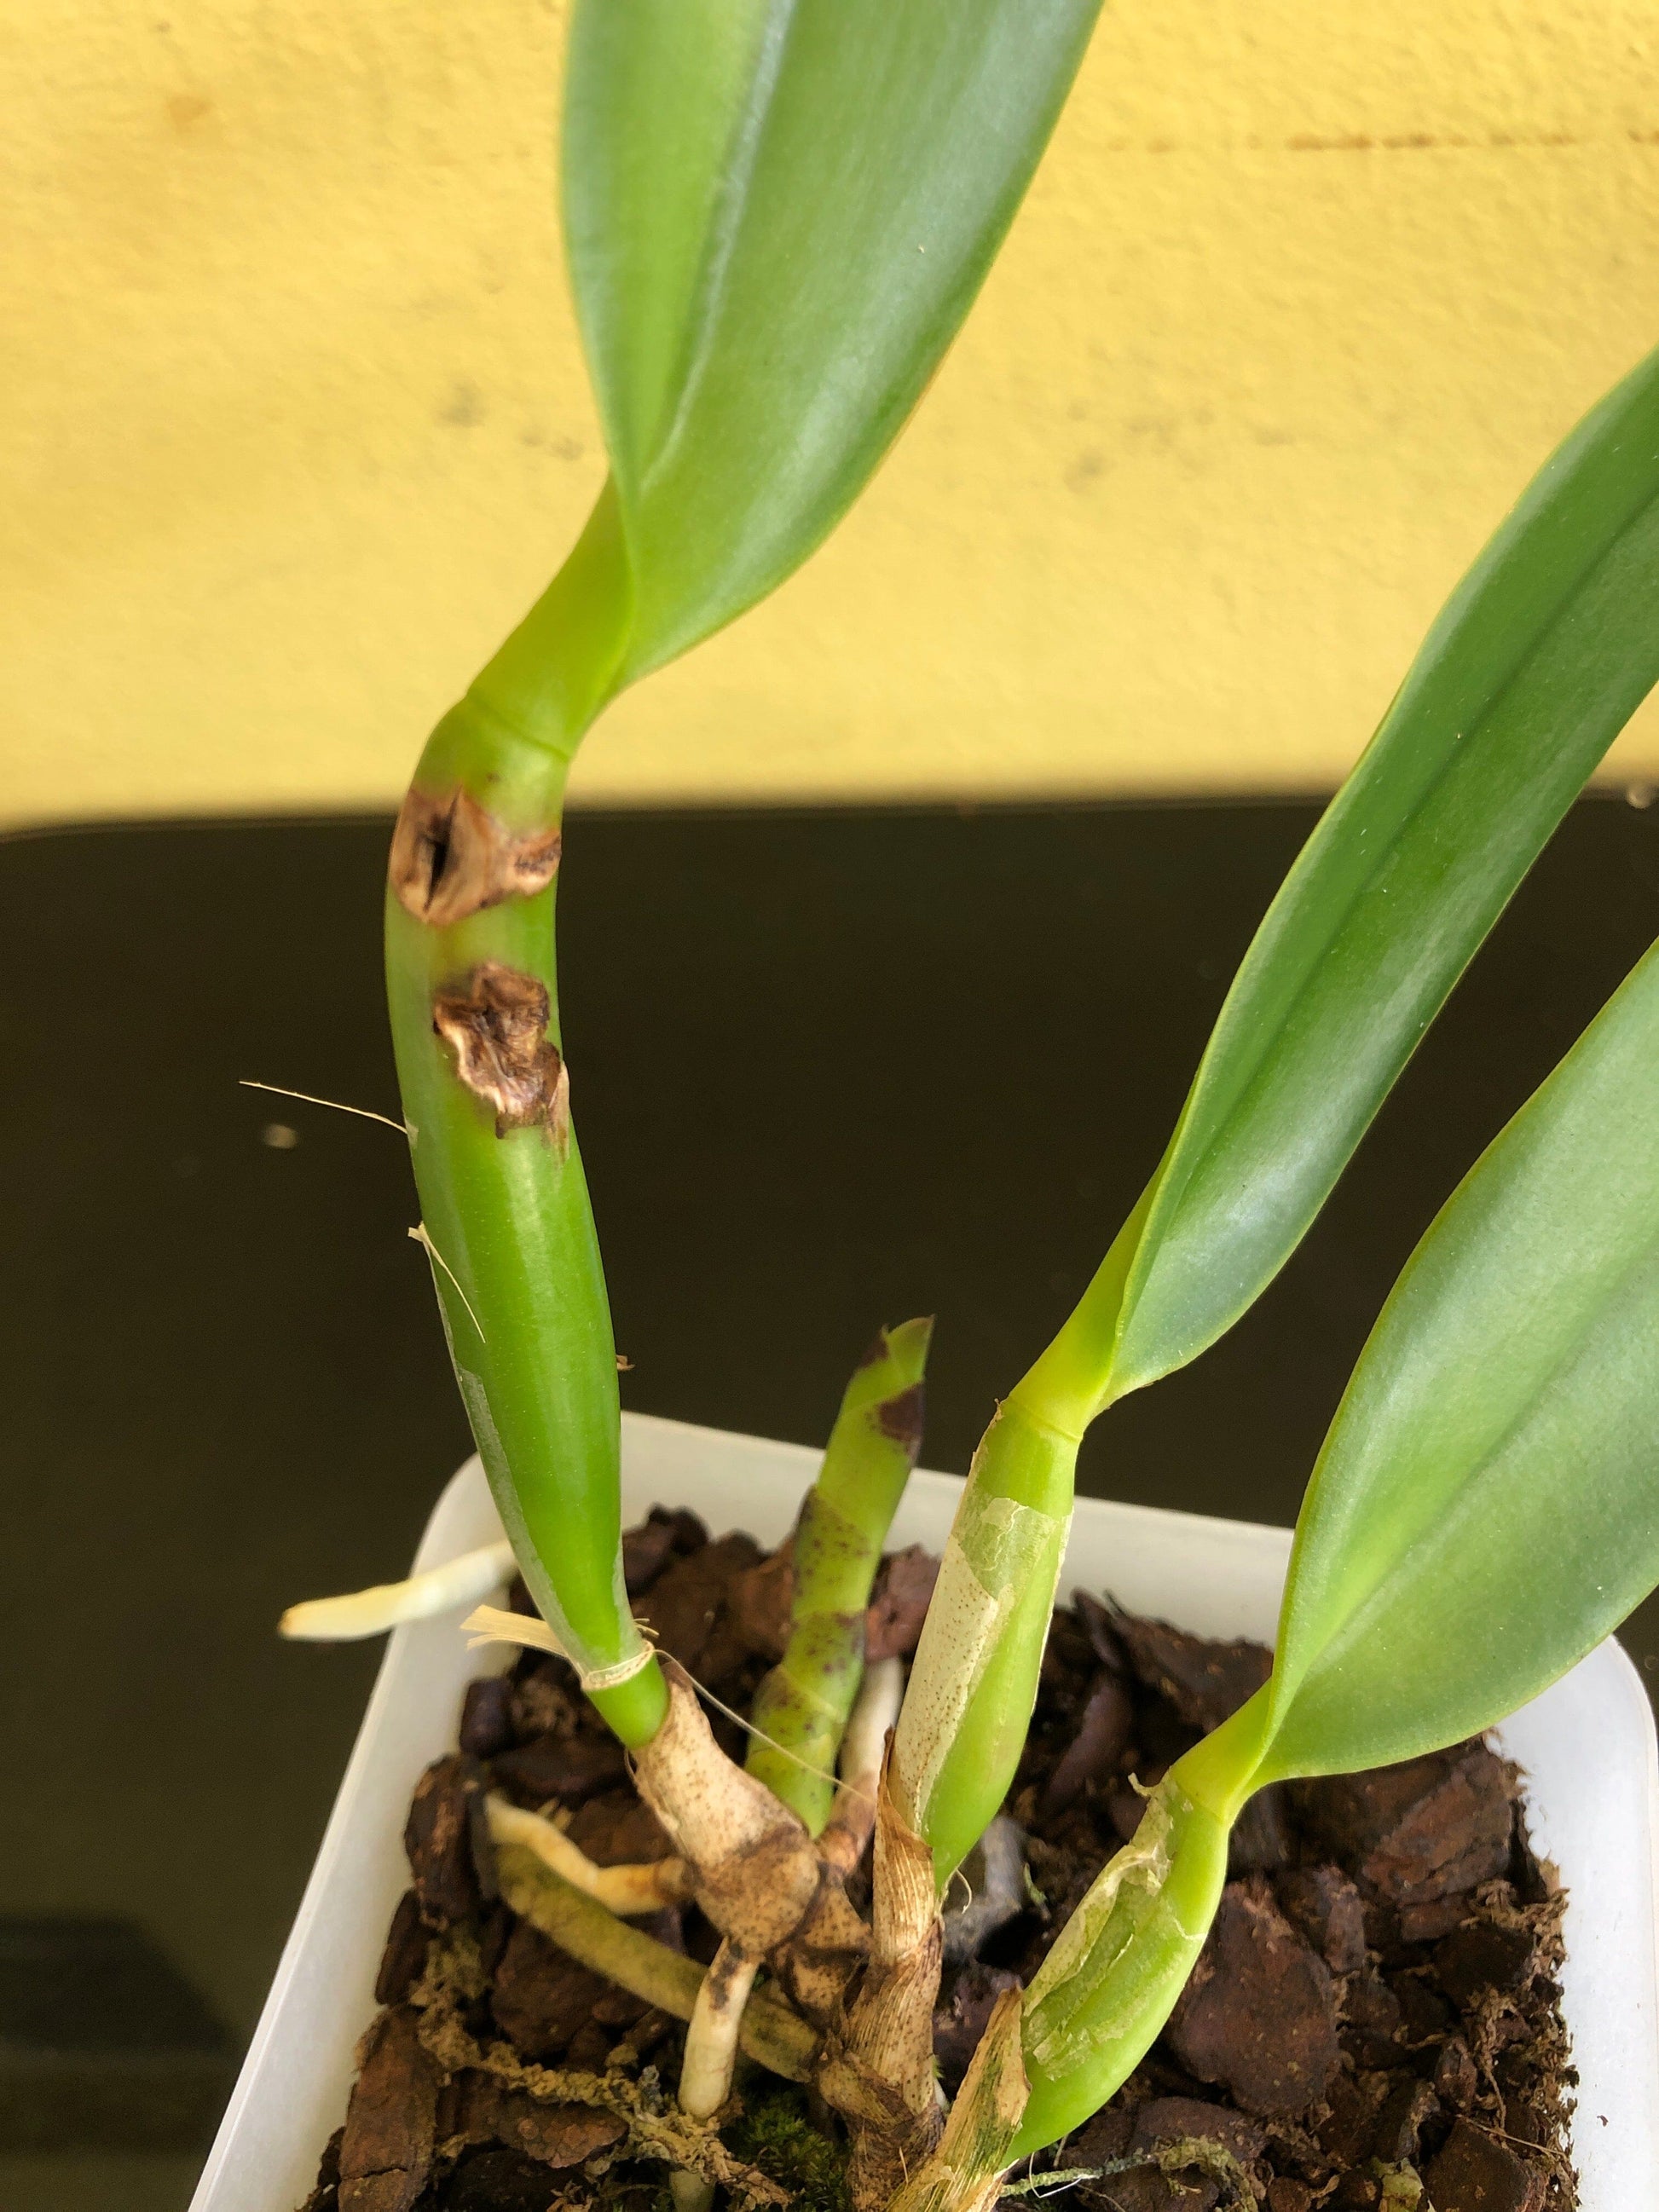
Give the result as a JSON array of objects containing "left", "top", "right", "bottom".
[
  {"left": 486, "top": 1796, "right": 694, "bottom": 1915},
  {"left": 279, "top": 1539, "right": 516, "bottom": 1641},
  {"left": 821, "top": 1655, "right": 905, "bottom": 1874},
  {"left": 673, "top": 1936, "right": 763, "bottom": 2212}
]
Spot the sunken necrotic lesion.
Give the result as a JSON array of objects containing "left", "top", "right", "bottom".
[
  {"left": 432, "top": 962, "right": 569, "bottom": 1141},
  {"left": 390, "top": 785, "right": 562, "bottom": 929}
]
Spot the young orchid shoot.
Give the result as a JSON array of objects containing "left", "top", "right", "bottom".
[
  {"left": 898, "top": 908, "right": 1659, "bottom": 2211},
  {"left": 892, "top": 336, "right": 1659, "bottom": 1891},
  {"left": 746, "top": 1318, "right": 933, "bottom": 1831}
]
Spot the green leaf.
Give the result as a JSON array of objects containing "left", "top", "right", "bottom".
[
  {"left": 1260, "top": 928, "right": 1659, "bottom": 1781},
  {"left": 562, "top": 0, "right": 1101, "bottom": 680},
  {"left": 1022, "top": 344, "right": 1659, "bottom": 1426}
]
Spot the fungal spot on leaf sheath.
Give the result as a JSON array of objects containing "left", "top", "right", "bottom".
[
  {"left": 432, "top": 963, "right": 569, "bottom": 1141},
  {"left": 390, "top": 785, "right": 561, "bottom": 927},
  {"left": 873, "top": 1382, "right": 925, "bottom": 1454}
]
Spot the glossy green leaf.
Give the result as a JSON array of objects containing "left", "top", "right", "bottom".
[
  {"left": 562, "top": 0, "right": 1101, "bottom": 681},
  {"left": 1021, "top": 344, "right": 1659, "bottom": 1429},
  {"left": 1260, "top": 929, "right": 1659, "bottom": 1781}
]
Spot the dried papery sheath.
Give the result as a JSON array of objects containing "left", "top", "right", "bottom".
[
  {"left": 279, "top": 1539, "right": 517, "bottom": 1640},
  {"left": 460, "top": 1603, "right": 655, "bottom": 1692},
  {"left": 818, "top": 1758, "right": 945, "bottom": 2212}
]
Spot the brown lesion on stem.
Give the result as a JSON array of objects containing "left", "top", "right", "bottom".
[
  {"left": 390, "top": 784, "right": 562, "bottom": 928},
  {"left": 432, "top": 963, "right": 570, "bottom": 1142}
]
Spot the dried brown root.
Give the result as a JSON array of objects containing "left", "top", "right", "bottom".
[
  {"left": 487, "top": 1795, "right": 693, "bottom": 1915},
  {"left": 407, "top": 1925, "right": 788, "bottom": 2208},
  {"left": 633, "top": 1667, "right": 824, "bottom": 1956},
  {"left": 818, "top": 1755, "right": 945, "bottom": 2212},
  {"left": 390, "top": 784, "right": 562, "bottom": 928},
  {"left": 494, "top": 1843, "right": 818, "bottom": 2083},
  {"left": 431, "top": 963, "right": 569, "bottom": 1142}
]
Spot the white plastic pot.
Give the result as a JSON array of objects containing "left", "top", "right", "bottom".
[{"left": 192, "top": 1412, "right": 1659, "bottom": 2211}]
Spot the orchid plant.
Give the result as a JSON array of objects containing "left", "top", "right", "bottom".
[{"left": 288, "top": 8, "right": 1659, "bottom": 2209}]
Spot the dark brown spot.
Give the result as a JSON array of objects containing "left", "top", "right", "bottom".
[
  {"left": 872, "top": 1381, "right": 924, "bottom": 1456},
  {"left": 390, "top": 786, "right": 561, "bottom": 928},
  {"left": 431, "top": 963, "right": 569, "bottom": 1141}
]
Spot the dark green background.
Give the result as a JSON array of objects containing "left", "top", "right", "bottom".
[{"left": 3, "top": 796, "right": 1656, "bottom": 2203}]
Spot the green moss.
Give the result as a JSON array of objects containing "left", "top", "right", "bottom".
[{"left": 725, "top": 2085, "right": 851, "bottom": 2212}]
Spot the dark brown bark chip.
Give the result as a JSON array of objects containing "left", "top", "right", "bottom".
[
  {"left": 1296, "top": 1744, "right": 1516, "bottom": 1905},
  {"left": 459, "top": 1675, "right": 515, "bottom": 1760},
  {"left": 728, "top": 1539, "right": 796, "bottom": 1663},
  {"left": 1434, "top": 2035, "right": 1480, "bottom": 2110},
  {"left": 1318, "top": 2072, "right": 1389, "bottom": 2167},
  {"left": 1342, "top": 1970, "right": 1405, "bottom": 2070},
  {"left": 1105, "top": 1601, "right": 1273, "bottom": 1733},
  {"left": 1040, "top": 1670, "right": 1135, "bottom": 1819},
  {"left": 1276, "top": 1865, "right": 1367, "bottom": 1977},
  {"left": 865, "top": 1544, "right": 940, "bottom": 1662},
  {"left": 1107, "top": 1778, "right": 1153, "bottom": 1845},
  {"left": 442, "top": 2145, "right": 569, "bottom": 2212},
  {"left": 1072, "top": 1589, "right": 1130, "bottom": 1674},
  {"left": 374, "top": 1891, "right": 432, "bottom": 2007},
  {"left": 1266, "top": 2182, "right": 1314, "bottom": 2212},
  {"left": 506, "top": 1655, "right": 585, "bottom": 1745},
  {"left": 1227, "top": 1784, "right": 1292, "bottom": 1874},
  {"left": 1425, "top": 2116, "right": 1548, "bottom": 2212},
  {"left": 932, "top": 1961, "right": 1023, "bottom": 2090},
  {"left": 450, "top": 2070, "right": 626, "bottom": 2169},
  {"left": 338, "top": 2007, "right": 438, "bottom": 2212},
  {"left": 633, "top": 1531, "right": 764, "bottom": 1684},
  {"left": 1168, "top": 1877, "right": 1341, "bottom": 2117},
  {"left": 1084, "top": 2173, "right": 1210, "bottom": 2212},
  {"left": 489, "top": 1730, "right": 627, "bottom": 1808},
  {"left": 1434, "top": 1919, "right": 1537, "bottom": 2009},
  {"left": 405, "top": 1755, "right": 492, "bottom": 1924},
  {"left": 563, "top": 1788, "right": 674, "bottom": 1867},
  {"left": 1130, "top": 2095, "right": 1267, "bottom": 2165},
  {"left": 488, "top": 1918, "right": 613, "bottom": 2062},
  {"left": 301, "top": 2127, "right": 344, "bottom": 2212},
  {"left": 1398, "top": 1891, "right": 1476, "bottom": 1944},
  {"left": 622, "top": 1505, "right": 709, "bottom": 1596},
  {"left": 1391, "top": 1968, "right": 1455, "bottom": 2047},
  {"left": 1369, "top": 2075, "right": 1439, "bottom": 2165}
]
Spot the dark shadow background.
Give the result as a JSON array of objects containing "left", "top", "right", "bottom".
[{"left": 3, "top": 796, "right": 1656, "bottom": 2198}]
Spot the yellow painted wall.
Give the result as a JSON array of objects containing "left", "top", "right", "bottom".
[{"left": 5, "top": 1, "right": 1659, "bottom": 828}]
